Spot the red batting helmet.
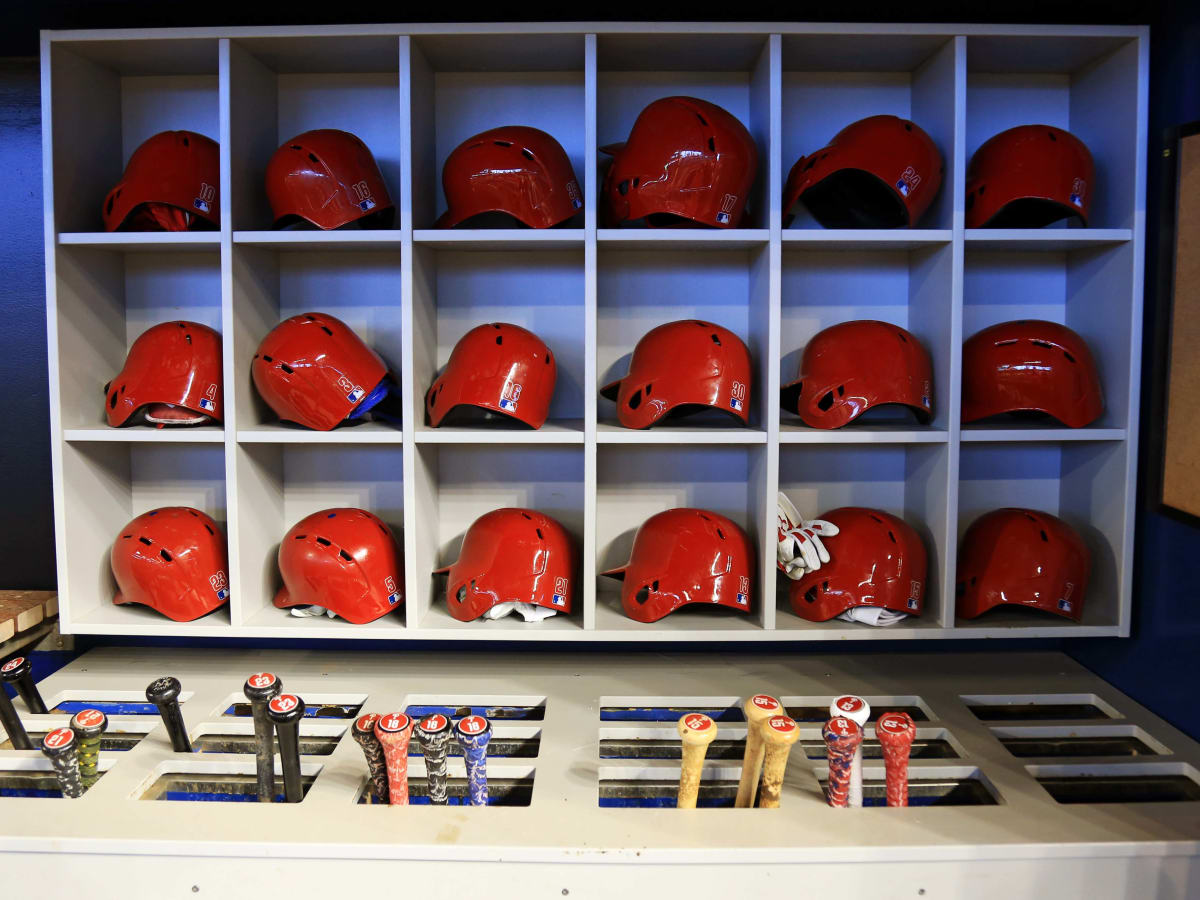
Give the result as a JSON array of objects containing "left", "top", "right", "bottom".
[
  {"left": 601, "top": 508, "right": 754, "bottom": 623},
  {"left": 781, "top": 320, "right": 933, "bottom": 428},
  {"left": 601, "top": 320, "right": 752, "bottom": 428},
  {"left": 426, "top": 323, "right": 557, "bottom": 429},
  {"left": 266, "top": 130, "right": 394, "bottom": 230},
  {"left": 965, "top": 125, "right": 1094, "bottom": 228},
  {"left": 789, "top": 508, "right": 927, "bottom": 621},
  {"left": 105, "top": 321, "right": 223, "bottom": 426},
  {"left": 435, "top": 126, "right": 582, "bottom": 229},
  {"left": 103, "top": 130, "right": 220, "bottom": 232},
  {"left": 111, "top": 507, "right": 229, "bottom": 622},
  {"left": 601, "top": 97, "right": 758, "bottom": 229},
  {"left": 274, "top": 508, "right": 404, "bottom": 625},
  {"left": 962, "top": 320, "right": 1103, "bottom": 428},
  {"left": 251, "top": 313, "right": 392, "bottom": 431},
  {"left": 433, "top": 508, "right": 576, "bottom": 622},
  {"left": 956, "top": 508, "right": 1090, "bottom": 621},
  {"left": 784, "top": 115, "right": 944, "bottom": 229}
]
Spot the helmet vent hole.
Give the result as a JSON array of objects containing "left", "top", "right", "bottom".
[
  {"left": 456, "top": 585, "right": 467, "bottom": 603},
  {"left": 138, "top": 537, "right": 152, "bottom": 546},
  {"left": 904, "top": 122, "right": 913, "bottom": 131},
  {"left": 965, "top": 192, "right": 975, "bottom": 211},
  {"left": 633, "top": 177, "right": 640, "bottom": 188},
  {"left": 627, "top": 388, "right": 642, "bottom": 410},
  {"left": 804, "top": 586, "right": 818, "bottom": 604},
  {"left": 105, "top": 196, "right": 114, "bottom": 215},
  {"left": 494, "top": 140, "right": 512, "bottom": 147},
  {"left": 536, "top": 528, "right": 544, "bottom": 540},
  {"left": 822, "top": 580, "right": 829, "bottom": 591},
  {"left": 956, "top": 582, "right": 966, "bottom": 596},
  {"left": 294, "top": 534, "right": 306, "bottom": 540},
  {"left": 978, "top": 184, "right": 986, "bottom": 195},
  {"left": 320, "top": 326, "right": 333, "bottom": 337},
  {"left": 328, "top": 512, "right": 336, "bottom": 518},
  {"left": 708, "top": 137, "right": 715, "bottom": 152},
  {"left": 994, "top": 339, "right": 1018, "bottom": 347},
  {"left": 970, "top": 576, "right": 977, "bottom": 586},
  {"left": 699, "top": 513, "right": 711, "bottom": 521},
  {"left": 1023, "top": 513, "right": 1038, "bottom": 522},
  {"left": 635, "top": 586, "right": 650, "bottom": 605},
  {"left": 470, "top": 578, "right": 476, "bottom": 590},
  {"left": 618, "top": 180, "right": 630, "bottom": 196},
  {"left": 315, "top": 537, "right": 331, "bottom": 547},
  {"left": 339, "top": 550, "right": 352, "bottom": 562},
  {"left": 521, "top": 148, "right": 534, "bottom": 160},
  {"left": 711, "top": 333, "right": 721, "bottom": 345},
  {"left": 1040, "top": 529, "right": 1049, "bottom": 543},
  {"left": 496, "top": 335, "right": 503, "bottom": 345},
  {"left": 1064, "top": 351, "right": 1076, "bottom": 362},
  {"left": 290, "top": 145, "right": 302, "bottom": 150},
  {"left": 897, "top": 331, "right": 907, "bottom": 343},
  {"left": 716, "top": 527, "right": 726, "bottom": 540},
  {"left": 262, "top": 354, "right": 273, "bottom": 362},
  {"left": 279, "top": 363, "right": 294, "bottom": 374},
  {"left": 123, "top": 534, "right": 131, "bottom": 539},
  {"left": 308, "top": 153, "right": 319, "bottom": 164},
  {"left": 544, "top": 353, "right": 550, "bottom": 364},
  {"left": 521, "top": 513, "right": 532, "bottom": 520},
  {"left": 645, "top": 383, "right": 652, "bottom": 396},
  {"left": 1047, "top": 131, "right": 1057, "bottom": 141},
  {"left": 109, "top": 391, "right": 118, "bottom": 409},
  {"left": 694, "top": 112, "right": 708, "bottom": 126},
  {"left": 159, "top": 549, "right": 173, "bottom": 562},
  {"left": 1031, "top": 340, "right": 1054, "bottom": 349},
  {"left": 651, "top": 579, "right": 659, "bottom": 591},
  {"left": 817, "top": 391, "right": 834, "bottom": 412},
  {"left": 887, "top": 530, "right": 897, "bottom": 543},
  {"left": 836, "top": 385, "right": 844, "bottom": 397},
  {"left": 185, "top": 333, "right": 192, "bottom": 345},
  {"left": 204, "top": 524, "right": 214, "bottom": 535},
  {"left": 802, "top": 157, "right": 817, "bottom": 173},
  {"left": 869, "top": 514, "right": 883, "bottom": 524}
]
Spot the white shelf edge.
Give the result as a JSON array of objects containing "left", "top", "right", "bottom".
[
  {"left": 779, "top": 427, "right": 950, "bottom": 444},
  {"left": 412, "top": 229, "right": 585, "bottom": 250},
  {"left": 58, "top": 232, "right": 221, "bottom": 251},
  {"left": 236, "top": 429, "right": 404, "bottom": 444},
  {"left": 595, "top": 427, "right": 769, "bottom": 445},
  {"left": 960, "top": 427, "right": 1127, "bottom": 442},
  {"left": 963, "top": 228, "right": 1132, "bottom": 250},
  {"left": 782, "top": 229, "right": 953, "bottom": 249},
  {"left": 597, "top": 228, "right": 770, "bottom": 250},
  {"left": 232, "top": 230, "right": 407, "bottom": 250},
  {"left": 413, "top": 426, "right": 586, "bottom": 445},
  {"left": 63, "top": 428, "right": 226, "bottom": 443}
]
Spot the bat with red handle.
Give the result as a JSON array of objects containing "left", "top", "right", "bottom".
[
  {"left": 374, "top": 712, "right": 414, "bottom": 806},
  {"left": 876, "top": 711, "right": 917, "bottom": 807},
  {"left": 830, "top": 695, "right": 870, "bottom": 807},
  {"left": 822, "top": 715, "right": 863, "bottom": 808}
]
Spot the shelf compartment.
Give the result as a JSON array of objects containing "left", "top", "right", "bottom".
[
  {"left": 815, "top": 765, "right": 1001, "bottom": 807},
  {"left": 961, "top": 693, "right": 1123, "bottom": 722},
  {"left": 139, "top": 761, "right": 322, "bottom": 803},
  {"left": 991, "top": 725, "right": 1168, "bottom": 759},
  {"left": 597, "top": 763, "right": 742, "bottom": 809},
  {"left": 191, "top": 720, "right": 348, "bottom": 756},
  {"left": 355, "top": 766, "right": 536, "bottom": 806},
  {"left": 1028, "top": 763, "right": 1200, "bottom": 805}
]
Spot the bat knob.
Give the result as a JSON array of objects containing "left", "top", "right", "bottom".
[
  {"left": 146, "top": 676, "right": 182, "bottom": 706},
  {"left": 375, "top": 712, "right": 413, "bottom": 742},
  {"left": 0, "top": 656, "right": 31, "bottom": 684},
  {"left": 876, "top": 711, "right": 917, "bottom": 747},
  {"left": 416, "top": 713, "right": 452, "bottom": 742},
  {"left": 455, "top": 715, "right": 492, "bottom": 743},
  {"left": 352, "top": 713, "right": 381, "bottom": 742},
  {"left": 830, "top": 694, "right": 871, "bottom": 726},
  {"left": 677, "top": 712, "right": 718, "bottom": 747},
  {"left": 42, "top": 725, "right": 76, "bottom": 757},
  {"left": 244, "top": 672, "right": 282, "bottom": 704},
  {"left": 267, "top": 693, "right": 305, "bottom": 727},
  {"left": 70, "top": 708, "right": 108, "bottom": 740},
  {"left": 762, "top": 714, "right": 800, "bottom": 747}
]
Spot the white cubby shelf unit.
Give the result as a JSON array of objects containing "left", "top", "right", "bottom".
[{"left": 41, "top": 23, "right": 1146, "bottom": 641}]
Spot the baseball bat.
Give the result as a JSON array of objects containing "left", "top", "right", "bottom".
[
  {"left": 146, "top": 676, "right": 192, "bottom": 753},
  {"left": 454, "top": 715, "right": 492, "bottom": 807},
  {"left": 1, "top": 656, "right": 47, "bottom": 714},
  {"left": 243, "top": 672, "right": 282, "bottom": 803},
  {"left": 41, "top": 726, "right": 83, "bottom": 798},
  {"left": 0, "top": 681, "right": 31, "bottom": 749},
  {"left": 830, "top": 695, "right": 871, "bottom": 808},
  {"left": 69, "top": 709, "right": 108, "bottom": 790},
  {"left": 734, "top": 693, "right": 781, "bottom": 808},
  {"left": 757, "top": 715, "right": 800, "bottom": 809},
  {"left": 823, "top": 715, "right": 863, "bottom": 808},
  {"left": 351, "top": 713, "right": 388, "bottom": 804},
  {"left": 267, "top": 693, "right": 305, "bottom": 803},
  {"left": 416, "top": 713, "right": 453, "bottom": 806},
  {"left": 676, "top": 713, "right": 718, "bottom": 809},
  {"left": 876, "top": 711, "right": 917, "bottom": 807},
  {"left": 374, "top": 712, "right": 414, "bottom": 806}
]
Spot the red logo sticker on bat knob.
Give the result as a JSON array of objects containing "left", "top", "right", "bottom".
[
  {"left": 834, "top": 696, "right": 865, "bottom": 714},
  {"left": 420, "top": 714, "right": 449, "bottom": 732},
  {"left": 248, "top": 672, "right": 277, "bottom": 689},
  {"left": 269, "top": 694, "right": 299, "bottom": 715},
  {"left": 73, "top": 709, "right": 105, "bottom": 728},
  {"left": 751, "top": 695, "right": 780, "bottom": 710},
  {"left": 457, "top": 715, "right": 488, "bottom": 735},
  {"left": 43, "top": 727, "right": 74, "bottom": 750},
  {"left": 1, "top": 657, "right": 24, "bottom": 673},
  {"left": 355, "top": 713, "right": 380, "bottom": 733},
  {"left": 684, "top": 714, "right": 713, "bottom": 731},
  {"left": 877, "top": 713, "right": 914, "bottom": 735},
  {"left": 767, "top": 715, "right": 797, "bottom": 733},
  {"left": 377, "top": 713, "right": 410, "bottom": 733},
  {"left": 825, "top": 716, "right": 859, "bottom": 737}
]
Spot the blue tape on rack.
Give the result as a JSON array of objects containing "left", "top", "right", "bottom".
[{"left": 54, "top": 701, "right": 158, "bottom": 716}]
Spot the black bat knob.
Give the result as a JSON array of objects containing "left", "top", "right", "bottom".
[
  {"left": 41, "top": 726, "right": 83, "bottom": 798},
  {"left": 268, "top": 693, "right": 305, "bottom": 803},
  {"left": 1, "top": 656, "right": 47, "bottom": 714},
  {"left": 146, "top": 676, "right": 192, "bottom": 753}
]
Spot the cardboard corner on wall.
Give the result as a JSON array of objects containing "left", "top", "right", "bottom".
[{"left": 1164, "top": 132, "right": 1200, "bottom": 519}]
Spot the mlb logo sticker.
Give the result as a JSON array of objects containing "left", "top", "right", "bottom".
[
  {"left": 716, "top": 193, "right": 738, "bottom": 224},
  {"left": 359, "top": 198, "right": 376, "bottom": 212},
  {"left": 895, "top": 179, "right": 910, "bottom": 197},
  {"left": 194, "top": 183, "right": 215, "bottom": 214},
  {"left": 351, "top": 180, "right": 375, "bottom": 212},
  {"left": 347, "top": 387, "right": 364, "bottom": 403},
  {"left": 716, "top": 211, "right": 731, "bottom": 224},
  {"left": 567, "top": 181, "right": 583, "bottom": 210},
  {"left": 730, "top": 396, "right": 743, "bottom": 411},
  {"left": 908, "top": 596, "right": 919, "bottom": 610},
  {"left": 552, "top": 576, "right": 568, "bottom": 606},
  {"left": 552, "top": 594, "right": 565, "bottom": 606},
  {"left": 1070, "top": 178, "right": 1087, "bottom": 207},
  {"left": 216, "top": 588, "right": 228, "bottom": 600},
  {"left": 387, "top": 593, "right": 400, "bottom": 605},
  {"left": 1058, "top": 598, "right": 1073, "bottom": 612},
  {"left": 500, "top": 382, "right": 522, "bottom": 411},
  {"left": 736, "top": 592, "right": 748, "bottom": 605},
  {"left": 199, "top": 397, "right": 215, "bottom": 411},
  {"left": 193, "top": 198, "right": 210, "bottom": 212},
  {"left": 499, "top": 397, "right": 518, "bottom": 411}
]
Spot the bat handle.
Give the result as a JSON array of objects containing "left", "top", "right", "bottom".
[
  {"left": 41, "top": 727, "right": 84, "bottom": 799},
  {"left": 416, "top": 715, "right": 453, "bottom": 805},
  {"left": 677, "top": 713, "right": 718, "bottom": 809},
  {"left": 735, "top": 694, "right": 781, "bottom": 808},
  {"left": 876, "top": 712, "right": 917, "bottom": 808},
  {"left": 352, "top": 713, "right": 388, "bottom": 805},
  {"left": 146, "top": 676, "right": 192, "bottom": 753},
  {"left": 374, "top": 713, "right": 414, "bottom": 806},
  {"left": 244, "top": 673, "right": 282, "bottom": 803},
  {"left": 830, "top": 695, "right": 870, "bottom": 808},
  {"left": 267, "top": 694, "right": 305, "bottom": 803},
  {"left": 0, "top": 685, "right": 31, "bottom": 750},
  {"left": 757, "top": 715, "right": 800, "bottom": 809},
  {"left": 69, "top": 709, "right": 108, "bottom": 790},
  {"left": 455, "top": 716, "right": 492, "bottom": 807},
  {"left": 823, "top": 716, "right": 864, "bottom": 808},
  {"left": 1, "top": 656, "right": 47, "bottom": 714}
]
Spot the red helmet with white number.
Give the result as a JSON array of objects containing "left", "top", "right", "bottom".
[
  {"left": 426, "top": 323, "right": 557, "bottom": 429},
  {"left": 601, "top": 508, "right": 754, "bottom": 623},
  {"left": 436, "top": 126, "right": 582, "bottom": 229},
  {"left": 965, "top": 125, "right": 1094, "bottom": 228},
  {"left": 956, "top": 508, "right": 1089, "bottom": 621},
  {"left": 274, "top": 508, "right": 404, "bottom": 625},
  {"left": 251, "top": 313, "right": 394, "bottom": 431},
  {"left": 789, "top": 508, "right": 927, "bottom": 621},
  {"left": 103, "top": 131, "right": 220, "bottom": 232},
  {"left": 433, "top": 508, "right": 576, "bottom": 622},
  {"left": 601, "top": 320, "right": 752, "bottom": 428},
  {"left": 781, "top": 320, "right": 933, "bottom": 428},
  {"left": 601, "top": 97, "right": 758, "bottom": 229},
  {"left": 111, "top": 507, "right": 228, "bottom": 622},
  {"left": 784, "top": 115, "right": 944, "bottom": 229},
  {"left": 266, "top": 130, "right": 394, "bottom": 230},
  {"left": 962, "top": 320, "right": 1103, "bottom": 428},
  {"left": 105, "top": 321, "right": 222, "bottom": 427}
]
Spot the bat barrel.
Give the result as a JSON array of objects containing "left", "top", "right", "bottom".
[
  {"left": 0, "top": 686, "right": 31, "bottom": 750},
  {"left": 735, "top": 694, "right": 781, "bottom": 808}
]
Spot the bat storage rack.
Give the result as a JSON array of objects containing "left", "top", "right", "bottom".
[{"left": 42, "top": 22, "right": 1147, "bottom": 643}]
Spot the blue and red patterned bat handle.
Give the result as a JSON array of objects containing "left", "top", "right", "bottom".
[
  {"left": 822, "top": 715, "right": 863, "bottom": 808},
  {"left": 455, "top": 715, "right": 492, "bottom": 807}
]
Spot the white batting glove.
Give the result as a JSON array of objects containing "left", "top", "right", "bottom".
[{"left": 777, "top": 492, "right": 839, "bottom": 580}]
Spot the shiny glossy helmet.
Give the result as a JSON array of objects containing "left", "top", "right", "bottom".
[
  {"left": 781, "top": 320, "right": 933, "bottom": 428},
  {"left": 426, "top": 323, "right": 557, "bottom": 429},
  {"left": 956, "top": 508, "right": 1090, "bottom": 621},
  {"left": 433, "top": 508, "right": 576, "bottom": 622},
  {"left": 601, "top": 508, "right": 754, "bottom": 623},
  {"left": 111, "top": 507, "right": 228, "bottom": 622},
  {"left": 965, "top": 125, "right": 1094, "bottom": 228},
  {"left": 784, "top": 115, "right": 944, "bottom": 229},
  {"left": 104, "top": 321, "right": 223, "bottom": 426},
  {"left": 435, "top": 126, "right": 582, "bottom": 229},
  {"left": 251, "top": 313, "right": 393, "bottom": 431},
  {"left": 601, "top": 96, "right": 758, "bottom": 228},
  {"left": 265, "top": 129, "right": 394, "bottom": 230},
  {"left": 962, "top": 320, "right": 1103, "bottom": 428},
  {"left": 788, "top": 507, "right": 927, "bottom": 621},
  {"left": 103, "top": 130, "right": 220, "bottom": 232},
  {"left": 601, "top": 320, "right": 752, "bottom": 428},
  {"left": 274, "top": 508, "right": 404, "bottom": 624}
]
